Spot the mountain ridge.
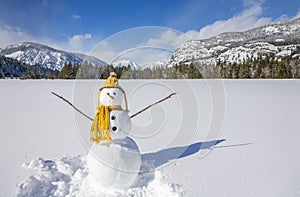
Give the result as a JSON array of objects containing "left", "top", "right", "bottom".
[
  {"left": 168, "top": 18, "right": 300, "bottom": 66},
  {"left": 0, "top": 42, "right": 107, "bottom": 71}
]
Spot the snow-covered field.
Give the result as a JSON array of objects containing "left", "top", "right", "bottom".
[{"left": 0, "top": 79, "right": 299, "bottom": 196}]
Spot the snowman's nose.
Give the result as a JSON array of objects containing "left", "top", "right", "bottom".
[{"left": 107, "top": 93, "right": 114, "bottom": 99}]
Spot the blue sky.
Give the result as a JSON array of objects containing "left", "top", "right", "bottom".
[{"left": 0, "top": 0, "right": 300, "bottom": 60}]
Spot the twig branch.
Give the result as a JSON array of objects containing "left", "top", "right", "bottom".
[
  {"left": 51, "top": 92, "right": 93, "bottom": 121},
  {"left": 51, "top": 92, "right": 176, "bottom": 121},
  {"left": 129, "top": 93, "right": 176, "bottom": 118}
]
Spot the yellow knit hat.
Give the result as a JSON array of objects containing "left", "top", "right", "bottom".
[
  {"left": 98, "top": 72, "right": 129, "bottom": 113},
  {"left": 103, "top": 72, "right": 119, "bottom": 88}
]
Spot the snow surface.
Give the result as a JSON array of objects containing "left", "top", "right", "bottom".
[{"left": 0, "top": 79, "right": 300, "bottom": 196}]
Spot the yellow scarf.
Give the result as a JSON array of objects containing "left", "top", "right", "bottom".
[{"left": 90, "top": 105, "right": 122, "bottom": 144}]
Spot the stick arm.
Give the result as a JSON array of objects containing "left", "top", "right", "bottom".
[{"left": 129, "top": 93, "right": 176, "bottom": 118}]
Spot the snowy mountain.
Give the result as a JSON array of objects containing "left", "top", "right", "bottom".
[
  {"left": 169, "top": 18, "right": 300, "bottom": 66},
  {"left": 142, "top": 60, "right": 168, "bottom": 69},
  {"left": 0, "top": 55, "right": 57, "bottom": 79},
  {"left": 0, "top": 42, "right": 107, "bottom": 71},
  {"left": 112, "top": 60, "right": 141, "bottom": 70}
]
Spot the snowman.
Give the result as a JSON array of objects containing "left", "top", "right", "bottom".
[{"left": 87, "top": 72, "right": 141, "bottom": 191}]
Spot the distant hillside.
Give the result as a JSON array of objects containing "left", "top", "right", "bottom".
[
  {"left": 0, "top": 56, "right": 57, "bottom": 79},
  {"left": 169, "top": 18, "right": 300, "bottom": 66},
  {"left": 0, "top": 42, "right": 107, "bottom": 71}
]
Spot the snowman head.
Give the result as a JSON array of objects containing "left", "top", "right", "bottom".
[
  {"left": 99, "top": 87, "right": 123, "bottom": 106},
  {"left": 98, "top": 72, "right": 129, "bottom": 112}
]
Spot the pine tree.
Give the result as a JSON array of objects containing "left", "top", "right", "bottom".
[
  {"left": 101, "top": 66, "right": 112, "bottom": 79},
  {"left": 66, "top": 62, "right": 73, "bottom": 79},
  {"left": 166, "top": 66, "right": 177, "bottom": 79},
  {"left": 152, "top": 66, "right": 163, "bottom": 79},
  {"left": 176, "top": 63, "right": 186, "bottom": 79},
  {"left": 72, "top": 64, "right": 79, "bottom": 79},
  {"left": 239, "top": 60, "right": 250, "bottom": 78},
  {"left": 120, "top": 65, "right": 131, "bottom": 79},
  {"left": 141, "top": 68, "right": 152, "bottom": 79},
  {"left": 58, "top": 63, "right": 66, "bottom": 79},
  {"left": 187, "top": 62, "right": 202, "bottom": 79},
  {"left": 187, "top": 62, "right": 196, "bottom": 79},
  {"left": 114, "top": 66, "right": 123, "bottom": 78},
  {"left": 58, "top": 62, "right": 74, "bottom": 79},
  {"left": 0, "top": 70, "right": 4, "bottom": 79},
  {"left": 232, "top": 63, "right": 239, "bottom": 79},
  {"left": 296, "top": 59, "right": 300, "bottom": 78},
  {"left": 275, "top": 60, "right": 288, "bottom": 78},
  {"left": 218, "top": 61, "right": 226, "bottom": 78},
  {"left": 225, "top": 63, "right": 233, "bottom": 78},
  {"left": 285, "top": 59, "right": 292, "bottom": 78},
  {"left": 35, "top": 72, "right": 41, "bottom": 79}
]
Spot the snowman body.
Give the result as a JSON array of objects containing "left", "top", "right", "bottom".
[
  {"left": 109, "top": 109, "right": 131, "bottom": 139},
  {"left": 87, "top": 87, "right": 141, "bottom": 190},
  {"left": 99, "top": 87, "right": 131, "bottom": 140}
]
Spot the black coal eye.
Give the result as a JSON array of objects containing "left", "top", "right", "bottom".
[
  {"left": 113, "top": 92, "right": 116, "bottom": 95},
  {"left": 107, "top": 93, "right": 109, "bottom": 95}
]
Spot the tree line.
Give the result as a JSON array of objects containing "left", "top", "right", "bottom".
[
  {"left": 55, "top": 60, "right": 204, "bottom": 79},
  {"left": 217, "top": 56, "right": 300, "bottom": 79},
  {"left": 1, "top": 55, "right": 300, "bottom": 79},
  {"left": 57, "top": 57, "right": 300, "bottom": 79}
]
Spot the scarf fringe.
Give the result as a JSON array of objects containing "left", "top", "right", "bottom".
[{"left": 90, "top": 105, "right": 122, "bottom": 144}]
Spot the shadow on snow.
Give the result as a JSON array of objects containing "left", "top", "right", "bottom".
[
  {"left": 136, "top": 139, "right": 226, "bottom": 187},
  {"left": 141, "top": 139, "right": 226, "bottom": 169}
]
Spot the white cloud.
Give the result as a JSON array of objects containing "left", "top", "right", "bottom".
[
  {"left": 188, "top": 3, "right": 272, "bottom": 39},
  {"left": 274, "top": 9, "right": 300, "bottom": 22},
  {"left": 89, "top": 28, "right": 185, "bottom": 64},
  {"left": 243, "top": 0, "right": 265, "bottom": 7},
  {"left": 146, "top": 30, "right": 191, "bottom": 49},
  {"left": 68, "top": 34, "right": 92, "bottom": 51},
  {"left": 292, "top": 10, "right": 300, "bottom": 20},
  {"left": 88, "top": 40, "right": 117, "bottom": 62},
  {"left": 141, "top": 2, "right": 272, "bottom": 57},
  {"left": 111, "top": 47, "right": 172, "bottom": 66},
  {"left": 0, "top": 25, "right": 95, "bottom": 54},
  {"left": 277, "top": 14, "right": 290, "bottom": 21},
  {"left": 0, "top": 25, "right": 34, "bottom": 47},
  {"left": 72, "top": 14, "right": 81, "bottom": 20}
]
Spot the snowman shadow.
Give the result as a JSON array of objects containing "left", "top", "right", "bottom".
[{"left": 136, "top": 139, "right": 225, "bottom": 187}]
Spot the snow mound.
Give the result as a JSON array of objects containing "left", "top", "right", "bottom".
[
  {"left": 16, "top": 155, "right": 184, "bottom": 197},
  {"left": 16, "top": 156, "right": 87, "bottom": 197}
]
